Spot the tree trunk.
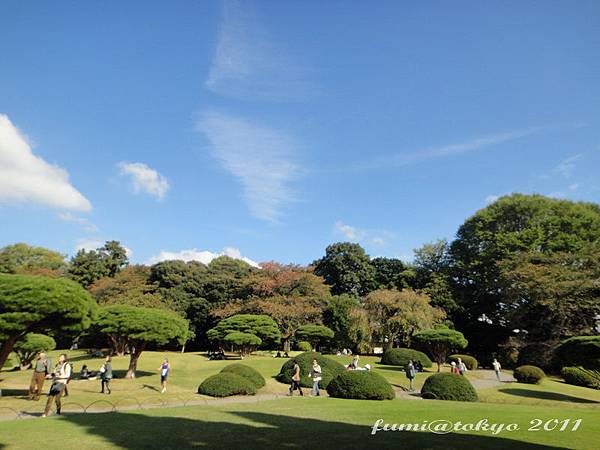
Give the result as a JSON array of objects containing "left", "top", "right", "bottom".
[
  {"left": 283, "top": 338, "right": 291, "bottom": 353},
  {"left": 0, "top": 335, "right": 19, "bottom": 371},
  {"left": 437, "top": 361, "right": 441, "bottom": 372},
  {"left": 125, "top": 342, "right": 146, "bottom": 379}
]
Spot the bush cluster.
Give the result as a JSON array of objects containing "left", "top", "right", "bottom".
[
  {"left": 449, "top": 354, "right": 478, "bottom": 370},
  {"left": 380, "top": 348, "right": 432, "bottom": 368},
  {"left": 420, "top": 373, "right": 478, "bottom": 402},
  {"left": 513, "top": 365, "right": 546, "bottom": 384},
  {"left": 561, "top": 366, "right": 600, "bottom": 390},
  {"left": 277, "top": 352, "right": 345, "bottom": 388},
  {"left": 220, "top": 363, "right": 266, "bottom": 389},
  {"left": 198, "top": 372, "right": 257, "bottom": 397},
  {"left": 326, "top": 370, "right": 395, "bottom": 400},
  {"left": 555, "top": 336, "right": 600, "bottom": 370}
]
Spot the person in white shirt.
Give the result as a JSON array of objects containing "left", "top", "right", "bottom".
[
  {"left": 310, "top": 359, "right": 322, "bottom": 396},
  {"left": 492, "top": 358, "right": 502, "bottom": 381},
  {"left": 42, "top": 354, "right": 71, "bottom": 417}
]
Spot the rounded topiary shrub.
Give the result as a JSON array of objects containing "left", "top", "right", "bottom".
[
  {"left": 220, "top": 363, "right": 265, "bottom": 389},
  {"left": 421, "top": 373, "right": 478, "bottom": 402},
  {"left": 198, "top": 373, "right": 257, "bottom": 397},
  {"left": 380, "top": 348, "right": 432, "bottom": 368},
  {"left": 555, "top": 336, "right": 600, "bottom": 370},
  {"left": 326, "top": 370, "right": 395, "bottom": 400},
  {"left": 296, "top": 341, "right": 312, "bottom": 352},
  {"left": 514, "top": 365, "right": 546, "bottom": 384},
  {"left": 561, "top": 367, "right": 600, "bottom": 390},
  {"left": 449, "top": 354, "right": 479, "bottom": 370},
  {"left": 277, "top": 352, "right": 345, "bottom": 388}
]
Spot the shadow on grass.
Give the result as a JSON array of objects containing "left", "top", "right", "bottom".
[
  {"left": 0, "top": 388, "right": 28, "bottom": 397},
  {"left": 62, "top": 410, "right": 569, "bottom": 450},
  {"left": 498, "top": 388, "right": 600, "bottom": 404},
  {"left": 112, "top": 370, "right": 154, "bottom": 379}
]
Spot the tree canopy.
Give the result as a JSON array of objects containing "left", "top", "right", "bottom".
[
  {"left": 313, "top": 242, "right": 376, "bottom": 296},
  {"left": 207, "top": 314, "right": 280, "bottom": 348},
  {"left": 13, "top": 333, "right": 56, "bottom": 370},
  {"left": 0, "top": 273, "right": 96, "bottom": 369},
  {"left": 413, "top": 328, "right": 468, "bottom": 372},
  {"left": 95, "top": 304, "right": 189, "bottom": 378},
  {"left": 0, "top": 243, "right": 66, "bottom": 275},
  {"left": 295, "top": 324, "right": 334, "bottom": 350},
  {"left": 68, "top": 240, "right": 129, "bottom": 287}
]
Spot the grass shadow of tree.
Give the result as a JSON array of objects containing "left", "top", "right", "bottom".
[
  {"left": 63, "top": 410, "right": 570, "bottom": 450},
  {"left": 498, "top": 388, "right": 600, "bottom": 404}
]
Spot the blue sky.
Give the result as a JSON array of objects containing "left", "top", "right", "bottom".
[{"left": 1, "top": 0, "right": 599, "bottom": 266}]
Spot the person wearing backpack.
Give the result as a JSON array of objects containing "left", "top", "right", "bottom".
[
  {"left": 100, "top": 356, "right": 113, "bottom": 394},
  {"left": 405, "top": 360, "right": 417, "bottom": 392},
  {"left": 42, "top": 354, "right": 71, "bottom": 417}
]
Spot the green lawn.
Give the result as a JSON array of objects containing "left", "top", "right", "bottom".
[{"left": 1, "top": 350, "right": 599, "bottom": 449}]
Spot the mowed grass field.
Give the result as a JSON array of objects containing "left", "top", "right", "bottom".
[{"left": 1, "top": 350, "right": 599, "bottom": 449}]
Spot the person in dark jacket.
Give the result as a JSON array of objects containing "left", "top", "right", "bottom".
[
  {"left": 100, "top": 356, "right": 113, "bottom": 394},
  {"left": 405, "top": 360, "right": 417, "bottom": 392}
]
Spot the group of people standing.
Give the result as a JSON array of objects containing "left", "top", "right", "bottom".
[
  {"left": 25, "top": 352, "right": 171, "bottom": 417},
  {"left": 287, "top": 358, "right": 322, "bottom": 397}
]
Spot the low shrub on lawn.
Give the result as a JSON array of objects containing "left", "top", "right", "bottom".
[
  {"left": 561, "top": 366, "right": 600, "bottom": 390},
  {"left": 326, "top": 370, "right": 395, "bottom": 400},
  {"left": 198, "top": 372, "right": 257, "bottom": 397},
  {"left": 421, "top": 373, "right": 478, "bottom": 402},
  {"left": 277, "top": 352, "right": 345, "bottom": 388},
  {"left": 220, "top": 363, "right": 265, "bottom": 389},
  {"left": 449, "top": 354, "right": 478, "bottom": 370},
  {"left": 296, "top": 341, "right": 312, "bottom": 352},
  {"left": 380, "top": 348, "right": 432, "bottom": 368},
  {"left": 514, "top": 365, "right": 546, "bottom": 384}
]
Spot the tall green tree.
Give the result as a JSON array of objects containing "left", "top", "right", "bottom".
[
  {"left": 449, "top": 194, "right": 600, "bottom": 350},
  {"left": 0, "top": 243, "right": 66, "bottom": 275},
  {"left": 0, "top": 274, "right": 96, "bottom": 369},
  {"left": 371, "top": 257, "right": 412, "bottom": 290},
  {"left": 323, "top": 294, "right": 360, "bottom": 350},
  {"left": 95, "top": 305, "right": 189, "bottom": 378},
  {"left": 295, "top": 325, "right": 334, "bottom": 351},
  {"left": 68, "top": 240, "right": 129, "bottom": 288},
  {"left": 313, "top": 242, "right": 375, "bottom": 296}
]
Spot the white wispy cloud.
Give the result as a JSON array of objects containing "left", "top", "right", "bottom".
[
  {"left": 334, "top": 221, "right": 396, "bottom": 247},
  {"left": 146, "top": 246, "right": 259, "bottom": 267},
  {"left": 485, "top": 195, "right": 501, "bottom": 204},
  {"left": 363, "top": 127, "right": 544, "bottom": 170},
  {"left": 118, "top": 162, "right": 170, "bottom": 200},
  {"left": 197, "top": 111, "right": 301, "bottom": 223},
  {"left": 554, "top": 154, "right": 581, "bottom": 178},
  {"left": 205, "top": 0, "right": 313, "bottom": 101},
  {"left": 58, "top": 212, "right": 98, "bottom": 232},
  {"left": 0, "top": 114, "right": 92, "bottom": 211}
]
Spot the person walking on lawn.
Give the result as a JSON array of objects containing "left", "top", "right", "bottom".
[
  {"left": 28, "top": 352, "right": 51, "bottom": 401},
  {"left": 310, "top": 359, "right": 322, "bottom": 396},
  {"left": 158, "top": 358, "right": 171, "bottom": 393},
  {"left": 405, "top": 360, "right": 417, "bottom": 392},
  {"left": 288, "top": 360, "right": 304, "bottom": 396},
  {"left": 492, "top": 358, "right": 502, "bottom": 382},
  {"left": 42, "top": 354, "right": 71, "bottom": 417},
  {"left": 100, "top": 355, "right": 113, "bottom": 394}
]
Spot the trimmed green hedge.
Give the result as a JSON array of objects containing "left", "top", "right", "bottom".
[
  {"left": 326, "top": 370, "right": 395, "bottom": 400},
  {"left": 198, "top": 373, "right": 257, "bottom": 397},
  {"left": 380, "top": 348, "right": 432, "bottom": 368},
  {"left": 555, "top": 336, "right": 600, "bottom": 370},
  {"left": 421, "top": 373, "right": 478, "bottom": 402},
  {"left": 561, "top": 366, "right": 600, "bottom": 390},
  {"left": 514, "top": 365, "right": 545, "bottom": 384},
  {"left": 449, "top": 354, "right": 478, "bottom": 370},
  {"left": 220, "top": 363, "right": 265, "bottom": 389},
  {"left": 277, "top": 352, "right": 345, "bottom": 388}
]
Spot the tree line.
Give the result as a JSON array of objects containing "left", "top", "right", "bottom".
[{"left": 1, "top": 193, "right": 599, "bottom": 372}]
